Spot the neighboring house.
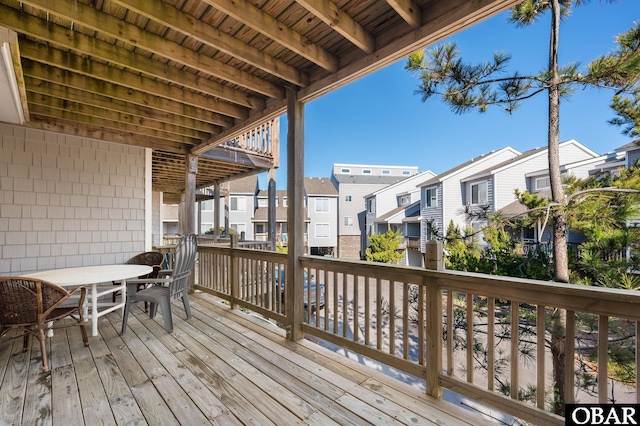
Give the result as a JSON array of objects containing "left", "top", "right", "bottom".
[
  {"left": 164, "top": 175, "right": 260, "bottom": 240},
  {"left": 253, "top": 189, "right": 304, "bottom": 248},
  {"left": 364, "top": 170, "right": 437, "bottom": 266},
  {"left": 331, "top": 163, "right": 419, "bottom": 260},
  {"left": 461, "top": 139, "right": 599, "bottom": 243},
  {"left": 419, "top": 146, "right": 522, "bottom": 250},
  {"left": 305, "top": 177, "right": 339, "bottom": 256}
]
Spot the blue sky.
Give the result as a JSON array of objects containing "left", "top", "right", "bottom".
[{"left": 262, "top": 1, "right": 639, "bottom": 188}]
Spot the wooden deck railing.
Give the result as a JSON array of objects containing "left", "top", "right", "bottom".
[{"left": 195, "top": 242, "right": 640, "bottom": 425}]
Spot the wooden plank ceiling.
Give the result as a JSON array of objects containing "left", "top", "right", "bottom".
[{"left": 0, "top": 0, "right": 520, "bottom": 201}]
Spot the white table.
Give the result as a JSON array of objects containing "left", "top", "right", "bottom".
[{"left": 24, "top": 264, "right": 152, "bottom": 337}]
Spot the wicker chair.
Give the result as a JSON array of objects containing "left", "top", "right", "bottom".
[
  {"left": 112, "top": 251, "right": 165, "bottom": 310},
  {"left": 120, "top": 234, "right": 197, "bottom": 335},
  {"left": 0, "top": 277, "right": 89, "bottom": 372}
]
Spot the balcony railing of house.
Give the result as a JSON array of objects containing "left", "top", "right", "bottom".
[
  {"left": 521, "top": 241, "right": 628, "bottom": 261},
  {"left": 193, "top": 240, "right": 640, "bottom": 425},
  {"left": 404, "top": 236, "right": 421, "bottom": 250},
  {"left": 223, "top": 118, "right": 279, "bottom": 156}
]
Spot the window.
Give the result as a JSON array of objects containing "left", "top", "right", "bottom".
[
  {"left": 367, "top": 199, "right": 374, "bottom": 213},
  {"left": 522, "top": 227, "right": 535, "bottom": 241},
  {"left": 402, "top": 170, "right": 411, "bottom": 175},
  {"left": 255, "top": 223, "right": 265, "bottom": 234},
  {"left": 344, "top": 216, "right": 353, "bottom": 226},
  {"left": 425, "top": 187, "right": 437, "bottom": 207},
  {"left": 471, "top": 182, "right": 487, "bottom": 205},
  {"left": 200, "top": 223, "right": 213, "bottom": 233},
  {"left": 341, "top": 168, "right": 351, "bottom": 174},
  {"left": 282, "top": 197, "right": 287, "bottom": 207},
  {"left": 230, "top": 223, "right": 246, "bottom": 234},
  {"left": 201, "top": 199, "right": 213, "bottom": 210},
  {"left": 315, "top": 198, "right": 329, "bottom": 212},
  {"left": 315, "top": 223, "right": 330, "bottom": 238},
  {"left": 535, "top": 176, "right": 551, "bottom": 191},
  {"left": 382, "top": 169, "right": 390, "bottom": 175},
  {"left": 257, "top": 198, "right": 268, "bottom": 207},
  {"left": 362, "top": 169, "right": 372, "bottom": 175},
  {"left": 399, "top": 195, "right": 410, "bottom": 205},
  {"left": 230, "top": 196, "right": 246, "bottom": 211},
  {"left": 345, "top": 195, "right": 352, "bottom": 202}
]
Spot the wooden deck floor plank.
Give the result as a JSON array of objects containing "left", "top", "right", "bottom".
[
  {"left": 127, "top": 309, "right": 233, "bottom": 422},
  {"left": 23, "top": 357, "right": 52, "bottom": 426},
  {"left": 93, "top": 354, "right": 148, "bottom": 425},
  {"left": 165, "top": 310, "right": 329, "bottom": 424},
  {"left": 174, "top": 298, "right": 430, "bottom": 426},
  {"left": 189, "top": 295, "right": 490, "bottom": 425},
  {"left": 7, "top": 292, "right": 488, "bottom": 425},
  {"left": 117, "top": 313, "right": 212, "bottom": 426},
  {"left": 0, "top": 329, "right": 18, "bottom": 384},
  {"left": 139, "top": 308, "right": 305, "bottom": 426},
  {"left": 49, "top": 326, "right": 73, "bottom": 368},
  {"left": 0, "top": 338, "right": 30, "bottom": 426},
  {"left": 71, "top": 355, "right": 117, "bottom": 426},
  {"left": 51, "top": 364, "right": 84, "bottom": 425}
]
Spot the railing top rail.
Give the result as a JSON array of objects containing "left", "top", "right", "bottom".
[{"left": 300, "top": 254, "right": 640, "bottom": 320}]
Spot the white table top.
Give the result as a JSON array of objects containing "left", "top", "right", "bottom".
[{"left": 23, "top": 264, "right": 153, "bottom": 286}]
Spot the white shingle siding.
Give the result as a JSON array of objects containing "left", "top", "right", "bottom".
[{"left": 0, "top": 122, "right": 147, "bottom": 275}]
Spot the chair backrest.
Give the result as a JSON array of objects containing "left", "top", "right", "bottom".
[
  {"left": 125, "top": 251, "right": 165, "bottom": 279},
  {"left": 169, "top": 234, "right": 197, "bottom": 300},
  {"left": 0, "top": 277, "right": 69, "bottom": 327}
]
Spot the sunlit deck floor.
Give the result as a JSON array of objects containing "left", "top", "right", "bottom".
[{"left": 0, "top": 292, "right": 493, "bottom": 425}]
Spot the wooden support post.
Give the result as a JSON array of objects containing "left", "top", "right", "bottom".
[
  {"left": 425, "top": 240, "right": 443, "bottom": 399},
  {"left": 286, "top": 86, "right": 305, "bottom": 341},
  {"left": 268, "top": 167, "right": 277, "bottom": 251},
  {"left": 230, "top": 234, "right": 238, "bottom": 310},
  {"left": 184, "top": 153, "right": 197, "bottom": 292},
  {"left": 214, "top": 183, "right": 220, "bottom": 241}
]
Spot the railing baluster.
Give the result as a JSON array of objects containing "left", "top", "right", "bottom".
[
  {"left": 565, "top": 309, "right": 575, "bottom": 404},
  {"left": 511, "top": 300, "right": 519, "bottom": 400},
  {"left": 376, "top": 277, "right": 382, "bottom": 351},
  {"left": 353, "top": 275, "right": 359, "bottom": 343},
  {"left": 343, "top": 273, "right": 348, "bottom": 339},
  {"left": 332, "top": 270, "right": 338, "bottom": 335},
  {"left": 390, "top": 281, "right": 396, "bottom": 356},
  {"left": 364, "top": 275, "right": 371, "bottom": 346},
  {"left": 598, "top": 315, "right": 609, "bottom": 403},
  {"left": 418, "top": 283, "right": 425, "bottom": 365},
  {"left": 403, "top": 283, "right": 409, "bottom": 360},
  {"left": 447, "top": 290, "right": 453, "bottom": 376},
  {"left": 487, "top": 297, "right": 494, "bottom": 391},
  {"left": 466, "top": 293, "right": 473, "bottom": 383},
  {"left": 537, "top": 304, "right": 545, "bottom": 409}
]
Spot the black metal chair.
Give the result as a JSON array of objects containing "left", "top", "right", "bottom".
[
  {"left": 120, "top": 234, "right": 197, "bottom": 334},
  {"left": 0, "top": 277, "right": 89, "bottom": 372}
]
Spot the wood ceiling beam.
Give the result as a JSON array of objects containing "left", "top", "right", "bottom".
[
  {"left": 111, "top": 0, "right": 309, "bottom": 88},
  {"left": 26, "top": 118, "right": 185, "bottom": 152},
  {"left": 0, "top": 4, "right": 267, "bottom": 109},
  {"left": 18, "top": 0, "right": 283, "bottom": 99},
  {"left": 26, "top": 92, "right": 211, "bottom": 140},
  {"left": 294, "top": 0, "right": 375, "bottom": 53},
  {"left": 25, "top": 77, "right": 221, "bottom": 135},
  {"left": 19, "top": 41, "right": 249, "bottom": 120},
  {"left": 22, "top": 61, "right": 235, "bottom": 129},
  {"left": 299, "top": 0, "right": 520, "bottom": 103},
  {"left": 386, "top": 0, "right": 422, "bottom": 28},
  {"left": 29, "top": 104, "right": 199, "bottom": 145},
  {"left": 202, "top": 0, "right": 339, "bottom": 72}
]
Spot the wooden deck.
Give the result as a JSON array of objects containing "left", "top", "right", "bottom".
[{"left": 0, "top": 292, "right": 493, "bottom": 425}]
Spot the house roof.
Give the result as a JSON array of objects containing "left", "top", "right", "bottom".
[
  {"left": 462, "top": 146, "right": 548, "bottom": 182},
  {"left": 419, "top": 147, "right": 521, "bottom": 187},
  {"left": 365, "top": 170, "right": 436, "bottom": 198},
  {"left": 332, "top": 174, "right": 409, "bottom": 185},
  {"left": 226, "top": 175, "right": 259, "bottom": 194},
  {"left": 304, "top": 177, "right": 338, "bottom": 196},
  {"left": 615, "top": 140, "right": 640, "bottom": 152},
  {"left": 499, "top": 190, "right": 551, "bottom": 217},
  {"left": 374, "top": 201, "right": 420, "bottom": 224}
]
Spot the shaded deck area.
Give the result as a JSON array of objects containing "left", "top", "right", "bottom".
[{"left": 0, "top": 292, "right": 491, "bottom": 425}]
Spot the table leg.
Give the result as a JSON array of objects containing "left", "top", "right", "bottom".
[
  {"left": 91, "top": 283, "right": 99, "bottom": 337},
  {"left": 121, "top": 279, "right": 127, "bottom": 316}
]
